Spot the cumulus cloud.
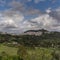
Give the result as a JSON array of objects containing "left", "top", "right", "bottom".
[
  {"left": 49, "top": 7, "right": 60, "bottom": 22},
  {"left": 2, "top": 10, "right": 24, "bottom": 22},
  {"left": 0, "top": 7, "right": 60, "bottom": 33},
  {"left": 20, "top": 8, "right": 60, "bottom": 32},
  {"left": 29, "top": 14, "right": 58, "bottom": 30},
  {"left": 34, "top": 0, "right": 46, "bottom": 3},
  {"left": 51, "top": 0, "right": 57, "bottom": 3},
  {"left": 0, "top": 0, "right": 6, "bottom": 6},
  {"left": 0, "top": 18, "right": 18, "bottom": 28},
  {"left": 46, "top": 8, "right": 51, "bottom": 13},
  {"left": 33, "top": 0, "right": 57, "bottom": 4},
  {"left": 17, "top": 12, "right": 60, "bottom": 32},
  {"left": 6, "top": 0, "right": 41, "bottom": 16},
  {"left": 9, "top": 0, "right": 25, "bottom": 12},
  {"left": 21, "top": 20, "right": 38, "bottom": 30},
  {"left": 0, "top": 0, "right": 60, "bottom": 33},
  {"left": 24, "top": 8, "right": 41, "bottom": 16},
  {"left": 0, "top": 11, "right": 24, "bottom": 33}
]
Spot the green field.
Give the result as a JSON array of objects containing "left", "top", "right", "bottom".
[
  {"left": 0, "top": 44, "right": 18, "bottom": 56},
  {"left": 0, "top": 44, "right": 60, "bottom": 60}
]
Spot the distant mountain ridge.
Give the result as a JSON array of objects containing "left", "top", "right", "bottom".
[
  {"left": 0, "top": 29, "right": 60, "bottom": 36},
  {"left": 23, "top": 29, "right": 50, "bottom": 36},
  {"left": 24, "top": 29, "right": 48, "bottom": 33}
]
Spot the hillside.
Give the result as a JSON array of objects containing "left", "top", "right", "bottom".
[
  {"left": 23, "top": 29, "right": 49, "bottom": 36},
  {"left": 0, "top": 29, "right": 60, "bottom": 47}
]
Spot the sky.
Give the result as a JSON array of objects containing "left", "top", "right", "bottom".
[{"left": 0, "top": 0, "right": 60, "bottom": 34}]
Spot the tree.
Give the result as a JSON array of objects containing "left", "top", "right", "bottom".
[{"left": 17, "top": 45, "right": 28, "bottom": 60}]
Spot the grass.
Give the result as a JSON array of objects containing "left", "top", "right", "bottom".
[
  {"left": 0, "top": 44, "right": 18, "bottom": 56},
  {"left": 0, "top": 44, "right": 60, "bottom": 60},
  {"left": 27, "top": 48, "right": 53, "bottom": 60}
]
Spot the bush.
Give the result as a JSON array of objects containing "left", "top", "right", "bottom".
[{"left": 17, "top": 45, "right": 28, "bottom": 60}]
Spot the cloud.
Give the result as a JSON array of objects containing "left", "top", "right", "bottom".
[
  {"left": 5, "top": 0, "right": 40, "bottom": 16},
  {"left": 0, "top": 11, "right": 24, "bottom": 33},
  {"left": 0, "top": 0, "right": 6, "bottom": 6},
  {"left": 49, "top": 7, "right": 60, "bottom": 22},
  {"left": 24, "top": 8, "right": 41, "bottom": 16},
  {"left": 0, "top": 18, "right": 18, "bottom": 28},
  {"left": 21, "top": 8, "right": 60, "bottom": 32},
  {"left": 34, "top": 0, "right": 46, "bottom": 3},
  {"left": 51, "top": 0, "right": 57, "bottom": 3},
  {"left": 17, "top": 13, "right": 59, "bottom": 32},
  {"left": 1, "top": 10, "right": 24, "bottom": 22},
  {"left": 30, "top": 14, "right": 58, "bottom": 30},
  {"left": 21, "top": 20, "right": 38, "bottom": 30},
  {"left": 0, "top": 7, "right": 60, "bottom": 33},
  {"left": 0, "top": 0, "right": 60, "bottom": 33},
  {"left": 27, "top": 0, "right": 32, "bottom": 2},
  {"left": 9, "top": 0, "right": 25, "bottom": 12},
  {"left": 34, "top": 0, "right": 57, "bottom": 4},
  {"left": 46, "top": 8, "right": 51, "bottom": 13}
]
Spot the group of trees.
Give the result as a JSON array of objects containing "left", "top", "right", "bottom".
[{"left": 0, "top": 32, "right": 60, "bottom": 48}]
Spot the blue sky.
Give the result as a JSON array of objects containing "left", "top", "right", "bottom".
[
  {"left": 26, "top": 0, "right": 60, "bottom": 11},
  {"left": 0, "top": 0, "right": 60, "bottom": 33},
  {"left": 0, "top": 0, "right": 60, "bottom": 11}
]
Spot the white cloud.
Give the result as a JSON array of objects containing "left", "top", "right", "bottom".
[
  {"left": 49, "top": 7, "right": 60, "bottom": 22},
  {"left": 17, "top": 13, "right": 59, "bottom": 32},
  {"left": 30, "top": 14, "right": 58, "bottom": 30},
  {"left": 2, "top": 10, "right": 24, "bottom": 22},
  {"left": 33, "top": 0, "right": 57, "bottom": 4},
  {"left": 6, "top": 0, "right": 41, "bottom": 16},
  {"left": 0, "top": 18, "right": 18, "bottom": 28},
  {"left": 27, "top": 0, "right": 32, "bottom": 2},
  {"left": 34, "top": 0, "right": 46, "bottom": 3},
  {"left": 0, "top": 1, "right": 60, "bottom": 33},
  {"left": 0, "top": 8, "right": 60, "bottom": 33},
  {"left": 46, "top": 8, "right": 51, "bottom": 13},
  {"left": 21, "top": 20, "right": 37, "bottom": 29},
  {"left": 0, "top": 11, "right": 24, "bottom": 33},
  {"left": 0, "top": 0, "right": 6, "bottom": 6},
  {"left": 51, "top": 0, "right": 57, "bottom": 3}
]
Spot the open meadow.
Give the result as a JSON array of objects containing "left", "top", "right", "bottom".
[{"left": 0, "top": 43, "right": 60, "bottom": 60}]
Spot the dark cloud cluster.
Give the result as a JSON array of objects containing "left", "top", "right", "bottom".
[{"left": 49, "top": 8, "right": 60, "bottom": 22}]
